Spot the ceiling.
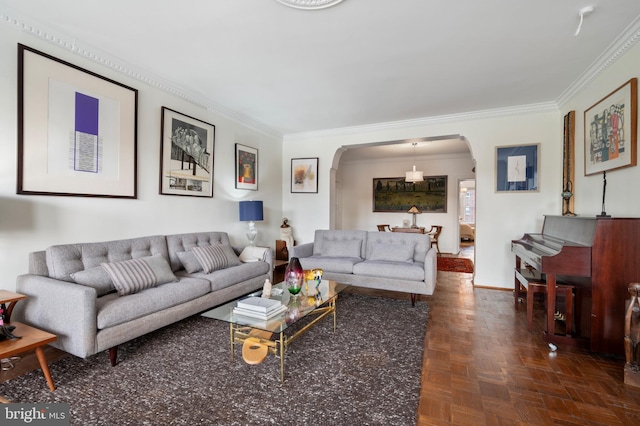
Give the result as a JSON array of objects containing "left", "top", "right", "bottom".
[{"left": 2, "top": 0, "right": 640, "bottom": 141}]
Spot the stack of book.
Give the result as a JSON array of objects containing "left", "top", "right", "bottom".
[{"left": 233, "top": 297, "right": 286, "bottom": 320}]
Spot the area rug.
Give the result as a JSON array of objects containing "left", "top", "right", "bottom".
[
  {"left": 437, "top": 256, "right": 474, "bottom": 273},
  {"left": 1, "top": 293, "right": 429, "bottom": 425}
]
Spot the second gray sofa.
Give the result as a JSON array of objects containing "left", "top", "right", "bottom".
[{"left": 289, "top": 230, "right": 436, "bottom": 305}]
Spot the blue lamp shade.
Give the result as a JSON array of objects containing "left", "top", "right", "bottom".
[{"left": 239, "top": 201, "right": 264, "bottom": 222}]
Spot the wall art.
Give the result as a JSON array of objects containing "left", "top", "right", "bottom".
[
  {"left": 373, "top": 176, "right": 447, "bottom": 212},
  {"left": 235, "top": 144, "right": 258, "bottom": 190},
  {"left": 160, "top": 107, "right": 215, "bottom": 197},
  {"left": 291, "top": 158, "right": 318, "bottom": 193},
  {"left": 584, "top": 78, "right": 637, "bottom": 176},
  {"left": 17, "top": 44, "right": 138, "bottom": 198},
  {"left": 495, "top": 143, "right": 539, "bottom": 192}
]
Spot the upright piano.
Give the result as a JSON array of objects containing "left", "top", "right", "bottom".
[{"left": 511, "top": 215, "right": 640, "bottom": 356}]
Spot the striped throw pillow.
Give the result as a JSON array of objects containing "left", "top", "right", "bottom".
[
  {"left": 101, "top": 258, "right": 159, "bottom": 296},
  {"left": 192, "top": 245, "right": 228, "bottom": 273}
]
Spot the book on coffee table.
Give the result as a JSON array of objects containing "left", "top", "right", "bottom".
[
  {"left": 233, "top": 304, "right": 287, "bottom": 320},
  {"left": 236, "top": 297, "right": 283, "bottom": 314}
]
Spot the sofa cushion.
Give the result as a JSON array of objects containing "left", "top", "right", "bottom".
[
  {"left": 368, "top": 241, "right": 415, "bottom": 263},
  {"left": 102, "top": 255, "right": 178, "bottom": 296},
  {"left": 96, "top": 277, "right": 210, "bottom": 329},
  {"left": 312, "top": 230, "right": 368, "bottom": 259},
  {"left": 353, "top": 260, "right": 425, "bottom": 281},
  {"left": 318, "top": 239, "right": 362, "bottom": 258},
  {"left": 70, "top": 266, "right": 116, "bottom": 296},
  {"left": 166, "top": 232, "right": 239, "bottom": 272},
  {"left": 177, "top": 251, "right": 203, "bottom": 273},
  {"left": 299, "top": 255, "right": 363, "bottom": 274},
  {"left": 178, "top": 260, "right": 269, "bottom": 292}
]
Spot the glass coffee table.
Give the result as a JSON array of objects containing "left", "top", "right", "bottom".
[{"left": 202, "top": 280, "right": 349, "bottom": 382}]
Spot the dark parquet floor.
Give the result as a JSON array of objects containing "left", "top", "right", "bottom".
[
  {"left": 3, "top": 245, "right": 640, "bottom": 424},
  {"left": 416, "top": 245, "right": 640, "bottom": 425}
]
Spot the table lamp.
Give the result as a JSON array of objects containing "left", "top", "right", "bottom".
[
  {"left": 239, "top": 200, "right": 263, "bottom": 246},
  {"left": 408, "top": 205, "right": 421, "bottom": 228}
]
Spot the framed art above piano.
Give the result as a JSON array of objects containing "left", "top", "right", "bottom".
[{"left": 584, "top": 78, "right": 637, "bottom": 176}]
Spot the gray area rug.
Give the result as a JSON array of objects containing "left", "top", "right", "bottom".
[{"left": 2, "top": 293, "right": 429, "bottom": 425}]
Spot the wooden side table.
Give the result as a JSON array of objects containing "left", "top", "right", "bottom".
[{"left": 0, "top": 290, "right": 57, "bottom": 392}]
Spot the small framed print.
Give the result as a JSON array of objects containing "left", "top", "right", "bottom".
[
  {"left": 235, "top": 144, "right": 258, "bottom": 190},
  {"left": 495, "top": 144, "right": 539, "bottom": 192},
  {"left": 160, "top": 107, "right": 215, "bottom": 197},
  {"left": 291, "top": 157, "right": 318, "bottom": 193}
]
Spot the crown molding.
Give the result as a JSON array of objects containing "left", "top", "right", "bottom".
[
  {"left": 556, "top": 15, "right": 640, "bottom": 107},
  {"left": 0, "top": 10, "right": 283, "bottom": 140},
  {"left": 283, "top": 102, "right": 559, "bottom": 141}
]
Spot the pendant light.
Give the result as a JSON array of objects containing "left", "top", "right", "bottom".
[{"left": 405, "top": 142, "right": 424, "bottom": 182}]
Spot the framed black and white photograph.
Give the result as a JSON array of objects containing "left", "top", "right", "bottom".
[
  {"left": 495, "top": 143, "right": 539, "bottom": 192},
  {"left": 291, "top": 157, "right": 318, "bottom": 193},
  {"left": 160, "top": 107, "right": 215, "bottom": 197},
  {"left": 584, "top": 78, "right": 637, "bottom": 176},
  {"left": 17, "top": 44, "right": 138, "bottom": 198},
  {"left": 235, "top": 144, "right": 258, "bottom": 190}
]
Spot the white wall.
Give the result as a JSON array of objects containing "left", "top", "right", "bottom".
[
  {"left": 283, "top": 35, "right": 640, "bottom": 290},
  {"left": 561, "top": 41, "right": 640, "bottom": 217},
  {"left": 0, "top": 25, "right": 283, "bottom": 291},
  {"left": 339, "top": 153, "right": 475, "bottom": 254}
]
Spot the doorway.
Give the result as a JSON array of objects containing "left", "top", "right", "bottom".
[{"left": 458, "top": 179, "right": 476, "bottom": 259}]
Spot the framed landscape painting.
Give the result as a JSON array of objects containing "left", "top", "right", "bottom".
[
  {"left": 160, "top": 107, "right": 215, "bottom": 197},
  {"left": 17, "top": 44, "right": 138, "bottom": 198},
  {"left": 584, "top": 78, "right": 637, "bottom": 176},
  {"left": 235, "top": 144, "right": 258, "bottom": 190},
  {"left": 373, "top": 176, "right": 447, "bottom": 212}
]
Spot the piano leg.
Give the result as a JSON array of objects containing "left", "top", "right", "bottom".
[{"left": 547, "top": 273, "right": 557, "bottom": 337}]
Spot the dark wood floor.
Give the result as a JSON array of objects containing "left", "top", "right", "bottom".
[
  {"left": 416, "top": 247, "right": 640, "bottom": 425},
  {"left": 3, "top": 246, "right": 640, "bottom": 424}
]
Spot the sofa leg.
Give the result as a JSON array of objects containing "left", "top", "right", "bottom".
[
  {"left": 411, "top": 293, "right": 417, "bottom": 306},
  {"left": 109, "top": 347, "right": 118, "bottom": 366}
]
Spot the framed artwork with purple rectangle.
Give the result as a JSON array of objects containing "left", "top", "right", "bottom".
[{"left": 17, "top": 44, "right": 138, "bottom": 198}]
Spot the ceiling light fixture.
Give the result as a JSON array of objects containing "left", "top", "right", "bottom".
[
  {"left": 405, "top": 142, "right": 424, "bottom": 183},
  {"left": 574, "top": 6, "right": 595, "bottom": 36},
  {"left": 274, "top": 0, "right": 345, "bottom": 10}
]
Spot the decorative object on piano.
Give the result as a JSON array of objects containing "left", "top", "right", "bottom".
[
  {"left": 235, "top": 143, "right": 258, "bottom": 190},
  {"left": 373, "top": 176, "right": 447, "bottom": 212},
  {"left": 291, "top": 157, "right": 319, "bottom": 193},
  {"left": 562, "top": 111, "right": 576, "bottom": 216},
  {"left": 495, "top": 143, "right": 539, "bottom": 192},
  {"left": 408, "top": 205, "right": 421, "bottom": 228},
  {"left": 584, "top": 78, "right": 637, "bottom": 176},
  {"left": 624, "top": 283, "right": 640, "bottom": 388},
  {"left": 405, "top": 142, "right": 424, "bottom": 183},
  {"left": 596, "top": 171, "right": 611, "bottom": 217}
]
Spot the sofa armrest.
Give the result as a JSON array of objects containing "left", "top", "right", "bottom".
[
  {"left": 15, "top": 274, "right": 99, "bottom": 358},
  {"left": 289, "top": 243, "right": 314, "bottom": 259},
  {"left": 423, "top": 247, "right": 437, "bottom": 287}
]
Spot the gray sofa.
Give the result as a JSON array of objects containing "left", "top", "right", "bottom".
[
  {"left": 289, "top": 230, "right": 436, "bottom": 305},
  {"left": 14, "top": 231, "right": 272, "bottom": 365}
]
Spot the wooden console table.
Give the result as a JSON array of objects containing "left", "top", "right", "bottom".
[
  {"left": 0, "top": 290, "right": 57, "bottom": 392},
  {"left": 392, "top": 227, "right": 425, "bottom": 234}
]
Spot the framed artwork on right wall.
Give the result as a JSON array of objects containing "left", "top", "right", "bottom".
[{"left": 584, "top": 78, "right": 637, "bottom": 176}]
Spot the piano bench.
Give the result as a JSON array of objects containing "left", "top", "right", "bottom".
[{"left": 527, "top": 283, "right": 575, "bottom": 334}]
